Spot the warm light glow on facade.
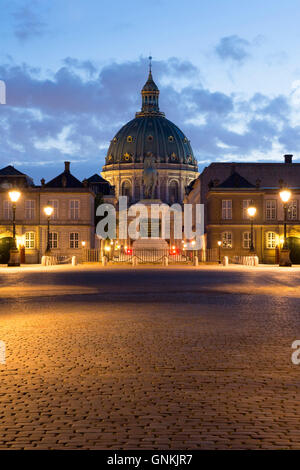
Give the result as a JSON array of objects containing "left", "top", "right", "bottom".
[
  {"left": 81, "top": 241, "right": 86, "bottom": 247},
  {"left": 44, "top": 206, "right": 54, "bottom": 217},
  {"left": 280, "top": 190, "right": 292, "bottom": 203},
  {"left": 8, "top": 190, "right": 21, "bottom": 203},
  {"left": 217, "top": 241, "right": 222, "bottom": 247}
]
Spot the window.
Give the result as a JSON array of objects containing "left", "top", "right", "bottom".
[
  {"left": 70, "top": 200, "right": 80, "bottom": 220},
  {"left": 25, "top": 232, "right": 35, "bottom": 249},
  {"left": 49, "top": 232, "right": 58, "bottom": 249},
  {"left": 69, "top": 232, "right": 79, "bottom": 249},
  {"left": 242, "top": 200, "right": 251, "bottom": 219},
  {"left": 25, "top": 200, "right": 35, "bottom": 220},
  {"left": 266, "top": 231, "right": 276, "bottom": 249},
  {"left": 48, "top": 200, "right": 59, "bottom": 220},
  {"left": 242, "top": 232, "right": 251, "bottom": 249},
  {"left": 121, "top": 181, "right": 131, "bottom": 200},
  {"left": 222, "top": 231, "right": 232, "bottom": 249},
  {"left": 222, "top": 200, "right": 232, "bottom": 220},
  {"left": 265, "top": 200, "right": 276, "bottom": 220},
  {"left": 169, "top": 180, "right": 179, "bottom": 203},
  {"left": 288, "top": 200, "right": 298, "bottom": 220},
  {"left": 3, "top": 200, "right": 12, "bottom": 220}
]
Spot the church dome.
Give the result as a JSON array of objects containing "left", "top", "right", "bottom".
[{"left": 105, "top": 65, "right": 197, "bottom": 168}]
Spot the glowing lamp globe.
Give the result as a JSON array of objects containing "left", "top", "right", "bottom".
[
  {"left": 280, "top": 190, "right": 291, "bottom": 203},
  {"left": 9, "top": 190, "right": 21, "bottom": 203},
  {"left": 247, "top": 206, "right": 257, "bottom": 218},
  {"left": 217, "top": 241, "right": 222, "bottom": 247},
  {"left": 44, "top": 206, "right": 54, "bottom": 217}
]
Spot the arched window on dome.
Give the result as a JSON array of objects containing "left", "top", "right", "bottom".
[
  {"left": 121, "top": 181, "right": 132, "bottom": 202},
  {"left": 169, "top": 180, "right": 179, "bottom": 204}
]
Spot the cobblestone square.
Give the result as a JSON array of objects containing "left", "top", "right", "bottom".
[{"left": 0, "top": 264, "right": 300, "bottom": 449}]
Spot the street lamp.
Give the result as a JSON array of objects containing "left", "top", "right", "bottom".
[
  {"left": 217, "top": 240, "right": 222, "bottom": 264},
  {"left": 247, "top": 206, "right": 257, "bottom": 253},
  {"left": 8, "top": 190, "right": 21, "bottom": 266},
  {"left": 279, "top": 189, "right": 292, "bottom": 266},
  {"left": 44, "top": 205, "right": 54, "bottom": 255}
]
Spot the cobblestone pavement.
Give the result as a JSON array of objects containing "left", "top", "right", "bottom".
[{"left": 0, "top": 264, "right": 300, "bottom": 449}]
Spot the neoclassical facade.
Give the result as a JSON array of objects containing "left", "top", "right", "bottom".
[{"left": 101, "top": 67, "right": 198, "bottom": 205}]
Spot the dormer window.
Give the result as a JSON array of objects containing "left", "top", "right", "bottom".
[
  {"left": 113, "top": 137, "right": 117, "bottom": 143},
  {"left": 127, "top": 136, "right": 133, "bottom": 143},
  {"left": 147, "top": 135, "right": 153, "bottom": 142},
  {"left": 168, "top": 136, "right": 174, "bottom": 142}
]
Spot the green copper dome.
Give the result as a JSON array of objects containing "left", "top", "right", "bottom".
[{"left": 105, "top": 68, "right": 197, "bottom": 168}]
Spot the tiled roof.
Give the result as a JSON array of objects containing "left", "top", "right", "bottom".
[
  {"left": 44, "top": 171, "right": 83, "bottom": 188},
  {"left": 217, "top": 171, "right": 255, "bottom": 189},
  {"left": 0, "top": 165, "right": 26, "bottom": 176}
]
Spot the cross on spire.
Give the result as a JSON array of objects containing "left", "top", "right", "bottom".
[{"left": 149, "top": 55, "right": 152, "bottom": 73}]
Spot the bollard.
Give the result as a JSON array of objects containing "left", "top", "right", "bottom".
[
  {"left": 163, "top": 255, "right": 168, "bottom": 267},
  {"left": 254, "top": 256, "right": 259, "bottom": 266},
  {"left": 193, "top": 256, "right": 199, "bottom": 266},
  {"left": 222, "top": 256, "right": 228, "bottom": 266},
  {"left": 102, "top": 255, "right": 108, "bottom": 266},
  {"left": 132, "top": 256, "right": 137, "bottom": 266},
  {"left": 41, "top": 256, "right": 47, "bottom": 266},
  {"left": 72, "top": 256, "right": 77, "bottom": 266}
]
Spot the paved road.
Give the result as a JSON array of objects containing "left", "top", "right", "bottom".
[{"left": 0, "top": 264, "right": 300, "bottom": 449}]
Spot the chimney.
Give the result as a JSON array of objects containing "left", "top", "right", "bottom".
[
  {"left": 284, "top": 154, "right": 293, "bottom": 164},
  {"left": 64, "top": 161, "right": 70, "bottom": 173},
  {"left": 40, "top": 178, "right": 45, "bottom": 186}
]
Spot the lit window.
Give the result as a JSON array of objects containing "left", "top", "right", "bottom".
[
  {"left": 266, "top": 231, "right": 276, "bottom": 249},
  {"left": 70, "top": 232, "right": 79, "bottom": 249},
  {"left": 242, "top": 232, "right": 251, "bottom": 249},
  {"left": 49, "top": 232, "right": 58, "bottom": 249},
  {"left": 70, "top": 200, "right": 79, "bottom": 220},
  {"left": 222, "top": 232, "right": 232, "bottom": 249},
  {"left": 25, "top": 200, "right": 35, "bottom": 220},
  {"left": 3, "top": 200, "right": 12, "bottom": 220},
  {"left": 25, "top": 232, "right": 35, "bottom": 249},
  {"left": 288, "top": 200, "right": 298, "bottom": 220},
  {"left": 222, "top": 200, "right": 232, "bottom": 220},
  {"left": 47, "top": 200, "right": 58, "bottom": 220},
  {"left": 265, "top": 200, "right": 276, "bottom": 220}
]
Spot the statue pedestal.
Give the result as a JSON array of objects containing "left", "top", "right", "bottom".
[
  {"left": 279, "top": 249, "right": 292, "bottom": 267},
  {"left": 131, "top": 199, "right": 169, "bottom": 250}
]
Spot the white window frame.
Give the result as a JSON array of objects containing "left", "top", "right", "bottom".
[
  {"left": 288, "top": 200, "right": 298, "bottom": 221},
  {"left": 3, "top": 200, "right": 12, "bottom": 220},
  {"left": 265, "top": 200, "right": 277, "bottom": 220},
  {"left": 70, "top": 200, "right": 80, "bottom": 220},
  {"left": 242, "top": 231, "right": 251, "bottom": 249},
  {"left": 266, "top": 231, "right": 276, "bottom": 249},
  {"left": 222, "top": 200, "right": 232, "bottom": 220},
  {"left": 222, "top": 231, "right": 233, "bottom": 249},
  {"left": 25, "top": 200, "right": 35, "bottom": 220},
  {"left": 69, "top": 232, "right": 79, "bottom": 249},
  {"left": 49, "top": 232, "right": 58, "bottom": 249},
  {"left": 25, "top": 231, "right": 35, "bottom": 249},
  {"left": 48, "top": 200, "right": 59, "bottom": 220},
  {"left": 242, "top": 200, "right": 251, "bottom": 219}
]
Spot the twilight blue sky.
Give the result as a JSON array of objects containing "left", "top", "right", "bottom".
[{"left": 1, "top": 0, "right": 300, "bottom": 182}]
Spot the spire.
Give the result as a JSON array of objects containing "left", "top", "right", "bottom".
[{"left": 136, "top": 58, "right": 164, "bottom": 117}]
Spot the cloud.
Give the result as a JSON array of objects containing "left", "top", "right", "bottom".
[
  {"left": 215, "top": 35, "right": 251, "bottom": 63},
  {"left": 0, "top": 56, "right": 299, "bottom": 182},
  {"left": 13, "top": 2, "right": 47, "bottom": 41}
]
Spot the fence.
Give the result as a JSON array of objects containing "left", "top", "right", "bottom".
[{"left": 82, "top": 248, "right": 201, "bottom": 264}]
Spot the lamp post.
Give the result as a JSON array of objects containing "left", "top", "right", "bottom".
[
  {"left": 247, "top": 206, "right": 257, "bottom": 253},
  {"left": 8, "top": 190, "right": 21, "bottom": 266},
  {"left": 44, "top": 205, "right": 54, "bottom": 255},
  {"left": 279, "top": 189, "right": 292, "bottom": 266},
  {"left": 217, "top": 240, "right": 222, "bottom": 264}
]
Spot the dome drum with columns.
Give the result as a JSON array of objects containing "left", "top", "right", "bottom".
[{"left": 101, "top": 62, "right": 198, "bottom": 205}]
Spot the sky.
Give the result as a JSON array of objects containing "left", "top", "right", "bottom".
[{"left": 1, "top": 0, "right": 300, "bottom": 183}]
